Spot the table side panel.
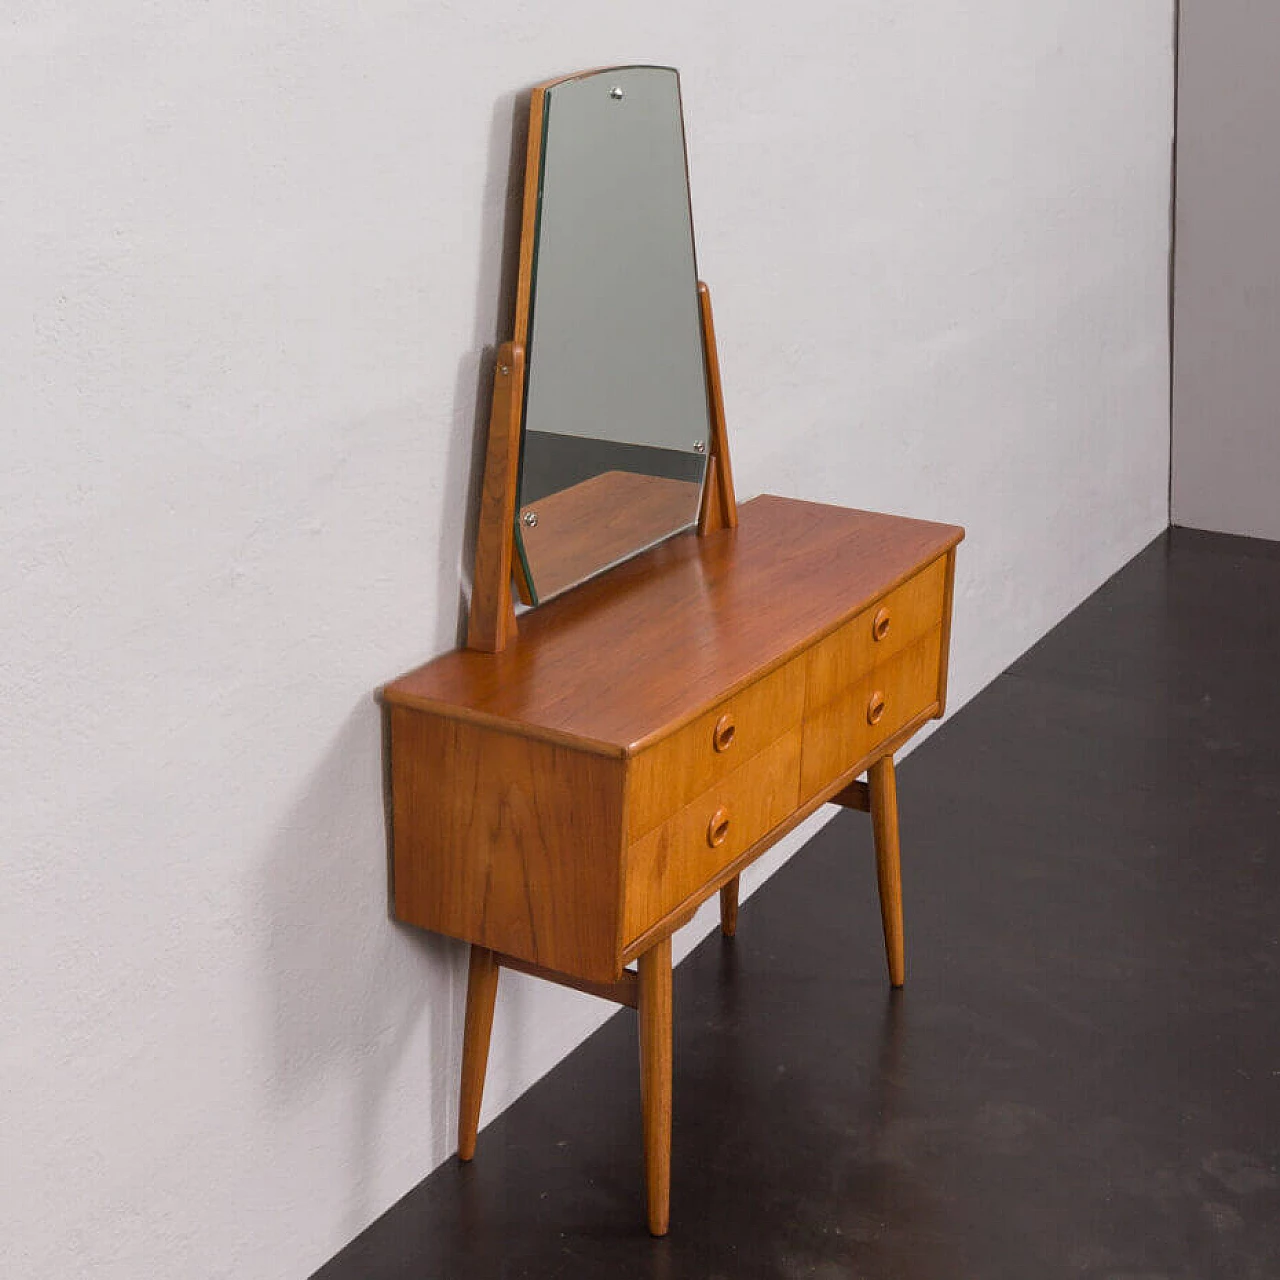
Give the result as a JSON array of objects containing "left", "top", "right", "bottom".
[
  {"left": 626, "top": 656, "right": 805, "bottom": 842},
  {"left": 390, "top": 706, "right": 626, "bottom": 983}
]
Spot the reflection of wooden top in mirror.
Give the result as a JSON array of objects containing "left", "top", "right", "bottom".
[{"left": 516, "top": 471, "right": 701, "bottom": 603}]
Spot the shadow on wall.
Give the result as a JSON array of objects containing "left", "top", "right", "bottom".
[
  {"left": 253, "top": 87, "right": 536, "bottom": 1240},
  {"left": 254, "top": 697, "right": 465, "bottom": 1237}
]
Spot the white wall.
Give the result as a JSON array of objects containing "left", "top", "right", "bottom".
[
  {"left": 1, "top": 5, "right": 1172, "bottom": 1276},
  {"left": 1172, "top": 2, "right": 1280, "bottom": 540}
]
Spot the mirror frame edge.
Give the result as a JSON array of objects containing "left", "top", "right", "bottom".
[{"left": 465, "top": 70, "right": 737, "bottom": 655}]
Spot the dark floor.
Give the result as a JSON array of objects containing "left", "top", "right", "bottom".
[{"left": 317, "top": 527, "right": 1280, "bottom": 1280}]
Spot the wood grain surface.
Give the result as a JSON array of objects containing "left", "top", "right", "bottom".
[
  {"left": 518, "top": 471, "right": 701, "bottom": 602},
  {"left": 719, "top": 879, "right": 739, "bottom": 937},
  {"left": 869, "top": 755, "right": 905, "bottom": 988},
  {"left": 457, "top": 946, "right": 499, "bottom": 1160},
  {"left": 466, "top": 343, "right": 525, "bottom": 652},
  {"left": 494, "top": 952, "right": 638, "bottom": 1008},
  {"left": 807, "top": 553, "right": 947, "bottom": 680},
  {"left": 616, "top": 701, "right": 941, "bottom": 966},
  {"left": 695, "top": 282, "right": 737, "bottom": 537},
  {"left": 638, "top": 936, "right": 673, "bottom": 1236},
  {"left": 622, "top": 728, "right": 802, "bottom": 945},
  {"left": 625, "top": 655, "right": 805, "bottom": 841},
  {"left": 388, "top": 496, "right": 963, "bottom": 753},
  {"left": 389, "top": 707, "right": 625, "bottom": 982}
]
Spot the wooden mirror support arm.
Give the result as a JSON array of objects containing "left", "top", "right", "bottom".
[
  {"left": 467, "top": 282, "right": 738, "bottom": 654},
  {"left": 696, "top": 282, "right": 738, "bottom": 536},
  {"left": 466, "top": 342, "right": 524, "bottom": 653}
]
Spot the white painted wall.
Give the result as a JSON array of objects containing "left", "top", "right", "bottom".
[
  {"left": 1, "top": 5, "right": 1172, "bottom": 1276},
  {"left": 1172, "top": 2, "right": 1280, "bottom": 540}
]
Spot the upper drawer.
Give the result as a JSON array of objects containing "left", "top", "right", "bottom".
[
  {"left": 805, "top": 554, "right": 949, "bottom": 711},
  {"left": 626, "top": 656, "right": 806, "bottom": 842}
]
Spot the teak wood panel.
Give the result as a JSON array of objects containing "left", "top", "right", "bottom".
[
  {"left": 816, "top": 553, "right": 948, "bottom": 678},
  {"left": 625, "top": 656, "right": 805, "bottom": 842},
  {"left": 518, "top": 472, "right": 702, "bottom": 603},
  {"left": 466, "top": 344, "right": 525, "bottom": 652},
  {"left": 800, "top": 626, "right": 944, "bottom": 803},
  {"left": 386, "top": 496, "right": 965, "bottom": 753},
  {"left": 389, "top": 707, "right": 625, "bottom": 983},
  {"left": 694, "top": 282, "right": 737, "bottom": 537},
  {"left": 622, "top": 728, "right": 802, "bottom": 946}
]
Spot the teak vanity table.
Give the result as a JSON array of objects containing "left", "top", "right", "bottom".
[{"left": 382, "top": 67, "right": 963, "bottom": 1236}]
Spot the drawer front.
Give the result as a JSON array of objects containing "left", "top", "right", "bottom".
[
  {"left": 806, "top": 556, "right": 948, "bottom": 710},
  {"left": 626, "top": 656, "right": 805, "bottom": 842},
  {"left": 623, "top": 728, "right": 802, "bottom": 945},
  {"left": 800, "top": 627, "right": 944, "bottom": 802},
  {"left": 390, "top": 707, "right": 627, "bottom": 984}
]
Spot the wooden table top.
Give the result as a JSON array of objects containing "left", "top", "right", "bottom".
[{"left": 383, "top": 495, "right": 964, "bottom": 755}]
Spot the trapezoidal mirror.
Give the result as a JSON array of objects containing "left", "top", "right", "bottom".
[{"left": 512, "top": 66, "right": 713, "bottom": 604}]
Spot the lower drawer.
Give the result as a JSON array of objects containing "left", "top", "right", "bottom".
[
  {"left": 622, "top": 728, "right": 802, "bottom": 946},
  {"left": 799, "top": 627, "right": 943, "bottom": 802}
]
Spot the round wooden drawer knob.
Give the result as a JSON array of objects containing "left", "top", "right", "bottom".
[
  {"left": 872, "top": 607, "right": 891, "bottom": 642},
  {"left": 707, "top": 806, "right": 731, "bottom": 848},
  {"left": 712, "top": 713, "right": 736, "bottom": 753},
  {"left": 867, "top": 690, "right": 887, "bottom": 726}
]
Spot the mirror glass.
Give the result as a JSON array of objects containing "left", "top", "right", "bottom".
[{"left": 515, "top": 66, "right": 711, "bottom": 603}]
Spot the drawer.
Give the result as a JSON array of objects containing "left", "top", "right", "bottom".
[
  {"left": 806, "top": 556, "right": 948, "bottom": 710},
  {"left": 626, "top": 656, "right": 805, "bottom": 842},
  {"left": 800, "top": 627, "right": 944, "bottom": 802},
  {"left": 623, "top": 727, "right": 802, "bottom": 945}
]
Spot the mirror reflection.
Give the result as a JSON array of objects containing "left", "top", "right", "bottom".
[{"left": 515, "top": 66, "right": 711, "bottom": 603}]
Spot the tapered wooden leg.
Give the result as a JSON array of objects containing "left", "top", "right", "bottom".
[
  {"left": 869, "top": 755, "right": 905, "bottom": 988},
  {"left": 719, "top": 876, "right": 739, "bottom": 937},
  {"left": 457, "top": 945, "right": 499, "bottom": 1161},
  {"left": 637, "top": 935, "right": 673, "bottom": 1236}
]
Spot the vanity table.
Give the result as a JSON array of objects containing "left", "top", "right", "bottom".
[{"left": 382, "top": 67, "right": 962, "bottom": 1236}]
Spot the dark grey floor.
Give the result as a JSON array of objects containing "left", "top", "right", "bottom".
[{"left": 317, "top": 527, "right": 1280, "bottom": 1280}]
